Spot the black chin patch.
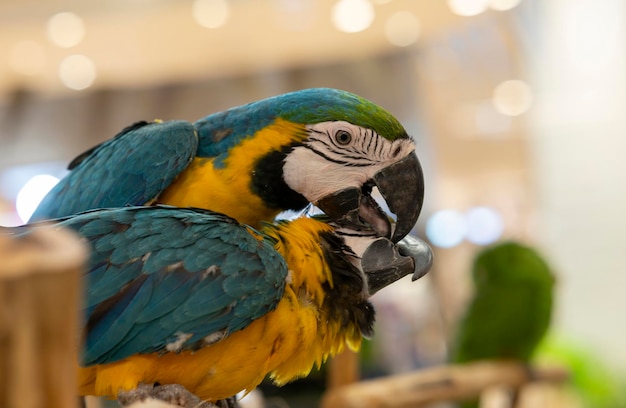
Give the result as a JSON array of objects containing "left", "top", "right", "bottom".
[
  {"left": 320, "top": 232, "right": 376, "bottom": 338},
  {"left": 251, "top": 144, "right": 309, "bottom": 211}
]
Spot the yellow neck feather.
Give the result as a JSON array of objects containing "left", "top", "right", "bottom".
[
  {"left": 262, "top": 218, "right": 364, "bottom": 384},
  {"left": 157, "top": 118, "right": 306, "bottom": 228}
]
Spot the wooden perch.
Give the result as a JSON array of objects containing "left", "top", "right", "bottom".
[
  {"left": 327, "top": 349, "right": 360, "bottom": 389},
  {"left": 321, "top": 360, "right": 569, "bottom": 408},
  {"left": 0, "top": 228, "right": 87, "bottom": 408}
]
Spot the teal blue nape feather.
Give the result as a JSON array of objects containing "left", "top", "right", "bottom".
[{"left": 194, "top": 88, "right": 409, "bottom": 157}]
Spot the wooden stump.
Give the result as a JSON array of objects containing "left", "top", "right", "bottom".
[
  {"left": 327, "top": 349, "right": 360, "bottom": 389},
  {"left": 0, "top": 228, "right": 87, "bottom": 408}
]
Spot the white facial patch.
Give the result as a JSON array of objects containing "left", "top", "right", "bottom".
[
  {"left": 340, "top": 234, "right": 378, "bottom": 262},
  {"left": 282, "top": 121, "right": 415, "bottom": 203}
]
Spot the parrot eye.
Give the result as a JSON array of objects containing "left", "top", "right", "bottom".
[{"left": 334, "top": 130, "right": 352, "bottom": 145}]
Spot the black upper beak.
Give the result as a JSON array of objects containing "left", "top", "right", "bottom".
[
  {"left": 360, "top": 234, "right": 433, "bottom": 295},
  {"left": 317, "top": 152, "right": 424, "bottom": 243},
  {"left": 375, "top": 152, "right": 424, "bottom": 242}
]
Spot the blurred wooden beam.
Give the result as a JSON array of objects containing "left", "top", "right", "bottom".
[
  {"left": 327, "top": 349, "right": 360, "bottom": 389},
  {"left": 0, "top": 228, "right": 87, "bottom": 408},
  {"left": 321, "top": 360, "right": 569, "bottom": 408}
]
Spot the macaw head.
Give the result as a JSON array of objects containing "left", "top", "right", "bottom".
[{"left": 196, "top": 88, "right": 424, "bottom": 243}]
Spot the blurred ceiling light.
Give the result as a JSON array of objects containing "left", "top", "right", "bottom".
[
  {"left": 9, "top": 40, "right": 45, "bottom": 76},
  {"left": 0, "top": 162, "right": 67, "bottom": 200},
  {"left": 492, "top": 79, "right": 533, "bottom": 116},
  {"left": 271, "top": 0, "right": 316, "bottom": 32},
  {"left": 331, "top": 0, "right": 375, "bottom": 33},
  {"left": 447, "top": 0, "right": 489, "bottom": 16},
  {"left": 192, "top": 0, "right": 230, "bottom": 29},
  {"left": 465, "top": 206, "right": 503, "bottom": 245},
  {"left": 564, "top": 0, "right": 621, "bottom": 78},
  {"left": 384, "top": 11, "right": 420, "bottom": 47},
  {"left": 475, "top": 100, "right": 512, "bottom": 135},
  {"left": 46, "top": 12, "right": 85, "bottom": 48},
  {"left": 488, "top": 0, "right": 522, "bottom": 11},
  {"left": 426, "top": 209, "right": 467, "bottom": 248},
  {"left": 15, "top": 174, "right": 59, "bottom": 223},
  {"left": 59, "top": 54, "right": 97, "bottom": 90}
]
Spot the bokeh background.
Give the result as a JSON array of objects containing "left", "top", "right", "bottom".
[{"left": 1, "top": 0, "right": 624, "bottom": 406}]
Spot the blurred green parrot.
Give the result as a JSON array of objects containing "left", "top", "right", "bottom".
[
  {"left": 5, "top": 206, "right": 433, "bottom": 406},
  {"left": 30, "top": 88, "right": 424, "bottom": 243},
  {"left": 451, "top": 241, "right": 555, "bottom": 406}
]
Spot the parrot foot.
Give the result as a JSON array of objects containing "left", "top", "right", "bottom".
[{"left": 117, "top": 383, "right": 237, "bottom": 408}]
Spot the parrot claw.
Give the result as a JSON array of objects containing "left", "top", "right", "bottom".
[{"left": 117, "top": 383, "right": 237, "bottom": 408}]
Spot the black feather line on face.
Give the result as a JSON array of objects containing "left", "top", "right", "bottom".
[
  {"left": 251, "top": 143, "right": 310, "bottom": 211},
  {"left": 307, "top": 127, "right": 382, "bottom": 166},
  {"left": 301, "top": 144, "right": 373, "bottom": 167},
  {"left": 319, "top": 231, "right": 376, "bottom": 338}
]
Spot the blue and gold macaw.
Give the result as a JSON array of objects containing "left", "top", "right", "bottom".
[
  {"left": 30, "top": 88, "right": 424, "bottom": 242},
  {"left": 7, "top": 206, "right": 433, "bottom": 405}
]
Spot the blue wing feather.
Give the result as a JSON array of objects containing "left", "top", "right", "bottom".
[
  {"left": 29, "top": 206, "right": 289, "bottom": 365},
  {"left": 135, "top": 271, "right": 199, "bottom": 323},
  {"left": 85, "top": 261, "right": 144, "bottom": 309},
  {"left": 85, "top": 274, "right": 153, "bottom": 363},
  {"left": 30, "top": 121, "right": 198, "bottom": 221}
]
